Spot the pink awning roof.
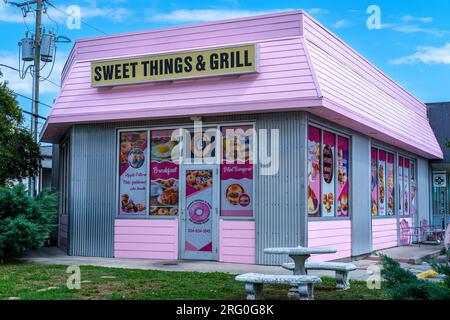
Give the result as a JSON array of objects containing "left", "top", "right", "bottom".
[{"left": 41, "top": 10, "right": 442, "bottom": 159}]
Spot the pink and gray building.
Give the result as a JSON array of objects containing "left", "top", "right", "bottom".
[{"left": 41, "top": 11, "right": 442, "bottom": 265}]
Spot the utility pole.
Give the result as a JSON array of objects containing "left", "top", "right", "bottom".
[
  {"left": 30, "top": 0, "right": 42, "bottom": 197},
  {"left": 7, "top": 0, "right": 44, "bottom": 196}
]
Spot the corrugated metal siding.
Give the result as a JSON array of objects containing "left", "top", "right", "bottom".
[
  {"left": 255, "top": 112, "right": 308, "bottom": 265},
  {"left": 417, "top": 158, "right": 430, "bottom": 223},
  {"left": 350, "top": 133, "right": 372, "bottom": 256},
  {"left": 69, "top": 123, "right": 116, "bottom": 257}
]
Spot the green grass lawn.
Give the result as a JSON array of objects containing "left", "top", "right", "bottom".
[{"left": 0, "top": 263, "right": 389, "bottom": 300}]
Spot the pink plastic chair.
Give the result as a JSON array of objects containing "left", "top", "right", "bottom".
[{"left": 400, "top": 219, "right": 412, "bottom": 246}]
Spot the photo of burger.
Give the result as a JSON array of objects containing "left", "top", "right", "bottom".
[{"left": 226, "top": 184, "right": 245, "bottom": 206}]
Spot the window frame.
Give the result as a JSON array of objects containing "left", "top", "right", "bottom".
[
  {"left": 115, "top": 121, "right": 256, "bottom": 221},
  {"left": 307, "top": 122, "right": 352, "bottom": 221}
]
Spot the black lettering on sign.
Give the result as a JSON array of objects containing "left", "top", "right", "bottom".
[
  {"left": 210, "top": 53, "right": 219, "bottom": 70},
  {"left": 94, "top": 66, "right": 102, "bottom": 81},
  {"left": 184, "top": 56, "right": 193, "bottom": 72},
  {"left": 130, "top": 62, "right": 138, "bottom": 78},
  {"left": 114, "top": 64, "right": 122, "bottom": 79},
  {"left": 102, "top": 65, "right": 114, "bottom": 80},
  {"left": 323, "top": 145, "right": 333, "bottom": 184},
  {"left": 122, "top": 63, "right": 130, "bottom": 79},
  {"left": 244, "top": 50, "right": 253, "bottom": 67},
  {"left": 141, "top": 61, "right": 149, "bottom": 77},
  {"left": 220, "top": 52, "right": 229, "bottom": 69},
  {"left": 174, "top": 57, "right": 183, "bottom": 73}
]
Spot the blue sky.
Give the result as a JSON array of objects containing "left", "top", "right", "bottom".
[{"left": 1, "top": 0, "right": 449, "bottom": 134}]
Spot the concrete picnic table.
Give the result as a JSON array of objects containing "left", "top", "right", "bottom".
[{"left": 264, "top": 246, "right": 337, "bottom": 275}]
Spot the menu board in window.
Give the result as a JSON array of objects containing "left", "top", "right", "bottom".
[
  {"left": 371, "top": 148, "right": 378, "bottom": 216},
  {"left": 322, "top": 131, "right": 335, "bottom": 217},
  {"left": 386, "top": 153, "right": 395, "bottom": 216},
  {"left": 337, "top": 136, "right": 349, "bottom": 217},
  {"left": 398, "top": 157, "right": 404, "bottom": 216},
  {"left": 220, "top": 125, "right": 254, "bottom": 217},
  {"left": 118, "top": 131, "right": 148, "bottom": 215},
  {"left": 150, "top": 129, "right": 180, "bottom": 216},
  {"left": 403, "top": 158, "right": 410, "bottom": 216},
  {"left": 307, "top": 126, "right": 321, "bottom": 217},
  {"left": 378, "top": 150, "right": 386, "bottom": 216}
]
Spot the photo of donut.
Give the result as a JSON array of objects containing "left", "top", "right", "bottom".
[
  {"left": 119, "top": 131, "right": 147, "bottom": 171},
  {"left": 189, "top": 131, "right": 216, "bottom": 160},
  {"left": 226, "top": 184, "right": 244, "bottom": 206},
  {"left": 186, "top": 170, "right": 213, "bottom": 191}
]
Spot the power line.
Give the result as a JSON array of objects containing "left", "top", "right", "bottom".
[
  {"left": 22, "top": 109, "right": 47, "bottom": 120},
  {"left": 0, "top": 63, "right": 60, "bottom": 88},
  {"left": 46, "top": 1, "right": 108, "bottom": 35},
  {"left": 14, "top": 91, "right": 53, "bottom": 109}
]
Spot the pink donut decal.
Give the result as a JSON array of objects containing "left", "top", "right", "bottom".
[{"left": 188, "top": 200, "right": 211, "bottom": 224}]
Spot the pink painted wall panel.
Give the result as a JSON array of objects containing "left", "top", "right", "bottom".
[
  {"left": 114, "top": 219, "right": 178, "bottom": 260},
  {"left": 372, "top": 218, "right": 398, "bottom": 251},
  {"left": 219, "top": 219, "right": 256, "bottom": 264},
  {"left": 308, "top": 220, "right": 352, "bottom": 262}
]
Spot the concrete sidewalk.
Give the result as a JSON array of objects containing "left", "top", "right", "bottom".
[{"left": 19, "top": 245, "right": 443, "bottom": 282}]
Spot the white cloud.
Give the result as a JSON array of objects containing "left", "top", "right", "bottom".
[
  {"left": 333, "top": 19, "right": 350, "bottom": 29},
  {"left": 402, "top": 15, "right": 433, "bottom": 23},
  {"left": 0, "top": 2, "right": 132, "bottom": 24},
  {"left": 148, "top": 8, "right": 327, "bottom": 23},
  {"left": 0, "top": 50, "right": 66, "bottom": 95},
  {"left": 391, "top": 43, "right": 450, "bottom": 65}
]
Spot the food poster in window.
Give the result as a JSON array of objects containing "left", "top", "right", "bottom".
[
  {"left": 404, "top": 158, "right": 410, "bottom": 216},
  {"left": 150, "top": 129, "right": 180, "bottom": 216},
  {"left": 322, "top": 131, "right": 335, "bottom": 217},
  {"left": 410, "top": 162, "right": 416, "bottom": 217},
  {"left": 119, "top": 131, "right": 148, "bottom": 214},
  {"left": 185, "top": 169, "right": 214, "bottom": 252},
  {"left": 185, "top": 128, "right": 216, "bottom": 163},
  {"left": 337, "top": 136, "right": 349, "bottom": 217},
  {"left": 307, "top": 126, "right": 321, "bottom": 217},
  {"left": 371, "top": 148, "right": 378, "bottom": 216},
  {"left": 378, "top": 150, "right": 387, "bottom": 216},
  {"left": 387, "top": 153, "right": 395, "bottom": 216},
  {"left": 398, "top": 157, "right": 404, "bottom": 216},
  {"left": 220, "top": 126, "right": 253, "bottom": 217}
]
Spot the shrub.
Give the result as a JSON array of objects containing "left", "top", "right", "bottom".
[
  {"left": 0, "top": 184, "right": 57, "bottom": 262},
  {"left": 380, "top": 255, "right": 450, "bottom": 300}
]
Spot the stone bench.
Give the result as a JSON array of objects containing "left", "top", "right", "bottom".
[
  {"left": 282, "top": 262, "right": 357, "bottom": 290},
  {"left": 235, "top": 273, "right": 322, "bottom": 300}
]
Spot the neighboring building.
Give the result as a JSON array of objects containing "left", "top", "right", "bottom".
[
  {"left": 427, "top": 102, "right": 450, "bottom": 228},
  {"left": 38, "top": 145, "right": 53, "bottom": 192},
  {"left": 41, "top": 11, "right": 442, "bottom": 265}
]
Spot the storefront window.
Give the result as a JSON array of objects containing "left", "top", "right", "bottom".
[
  {"left": 386, "top": 153, "right": 395, "bottom": 216},
  {"left": 118, "top": 131, "right": 148, "bottom": 215},
  {"left": 184, "top": 127, "right": 217, "bottom": 164},
  {"left": 308, "top": 125, "right": 350, "bottom": 218},
  {"left": 398, "top": 156, "right": 404, "bottom": 216},
  {"left": 372, "top": 148, "right": 397, "bottom": 217},
  {"left": 337, "top": 136, "right": 349, "bottom": 217},
  {"left": 220, "top": 125, "right": 254, "bottom": 217},
  {"left": 149, "top": 129, "right": 180, "bottom": 216},
  {"left": 322, "top": 131, "right": 336, "bottom": 217},
  {"left": 397, "top": 155, "right": 416, "bottom": 218},
  {"left": 371, "top": 148, "right": 378, "bottom": 216},
  {"left": 410, "top": 161, "right": 416, "bottom": 217}
]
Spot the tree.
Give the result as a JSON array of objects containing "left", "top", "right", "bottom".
[{"left": 0, "top": 70, "right": 41, "bottom": 186}]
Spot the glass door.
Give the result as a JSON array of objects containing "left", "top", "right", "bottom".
[{"left": 181, "top": 165, "right": 219, "bottom": 260}]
